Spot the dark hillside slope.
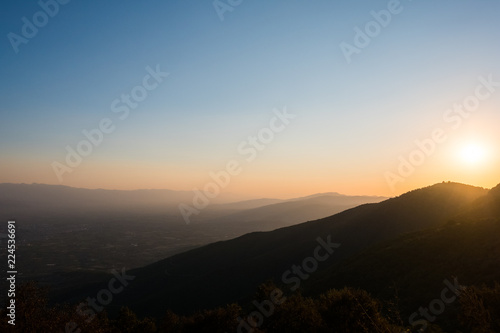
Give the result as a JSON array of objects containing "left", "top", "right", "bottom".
[
  {"left": 57, "top": 182, "right": 488, "bottom": 317},
  {"left": 454, "top": 182, "right": 500, "bottom": 222},
  {"left": 306, "top": 183, "right": 500, "bottom": 331}
]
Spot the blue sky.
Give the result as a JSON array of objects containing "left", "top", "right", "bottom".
[{"left": 1, "top": 0, "right": 499, "bottom": 197}]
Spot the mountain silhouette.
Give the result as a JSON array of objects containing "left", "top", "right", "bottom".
[
  {"left": 305, "top": 183, "right": 500, "bottom": 330},
  {"left": 57, "top": 182, "right": 490, "bottom": 318}
]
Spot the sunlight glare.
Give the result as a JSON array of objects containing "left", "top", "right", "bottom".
[{"left": 460, "top": 143, "right": 487, "bottom": 165}]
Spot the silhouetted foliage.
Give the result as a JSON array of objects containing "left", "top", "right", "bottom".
[
  {"left": 160, "top": 309, "right": 182, "bottom": 332},
  {"left": 459, "top": 283, "right": 500, "bottom": 332},
  {"left": 114, "top": 307, "right": 156, "bottom": 333},
  {"left": 316, "top": 287, "right": 398, "bottom": 333},
  {"left": 264, "top": 293, "right": 322, "bottom": 333},
  {"left": 6, "top": 279, "right": 500, "bottom": 332},
  {"left": 182, "top": 304, "right": 242, "bottom": 333}
]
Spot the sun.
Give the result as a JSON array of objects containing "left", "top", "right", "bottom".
[{"left": 459, "top": 143, "right": 487, "bottom": 165}]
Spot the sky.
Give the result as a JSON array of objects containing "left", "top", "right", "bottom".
[{"left": 1, "top": 0, "right": 499, "bottom": 199}]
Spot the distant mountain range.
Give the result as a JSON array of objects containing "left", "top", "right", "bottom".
[
  {"left": 199, "top": 193, "right": 387, "bottom": 228},
  {"left": 0, "top": 183, "right": 241, "bottom": 219},
  {"left": 54, "top": 181, "right": 497, "bottom": 323},
  {"left": 0, "top": 183, "right": 387, "bottom": 283},
  {"left": 0, "top": 183, "right": 386, "bottom": 227}
]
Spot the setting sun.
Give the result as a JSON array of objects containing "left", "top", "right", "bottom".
[{"left": 459, "top": 143, "right": 488, "bottom": 165}]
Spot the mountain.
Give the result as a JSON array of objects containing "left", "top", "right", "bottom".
[
  {"left": 203, "top": 194, "right": 387, "bottom": 226},
  {"left": 56, "top": 182, "right": 489, "bottom": 317},
  {"left": 0, "top": 183, "right": 381, "bottom": 225},
  {"left": 207, "top": 198, "right": 285, "bottom": 211},
  {"left": 304, "top": 183, "right": 500, "bottom": 330},
  {"left": 0, "top": 183, "right": 255, "bottom": 219},
  {"left": 0, "top": 183, "right": 387, "bottom": 283},
  {"left": 453, "top": 182, "right": 500, "bottom": 222}
]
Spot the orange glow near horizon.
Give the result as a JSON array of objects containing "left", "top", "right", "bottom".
[
  {"left": 1, "top": 153, "right": 498, "bottom": 200},
  {"left": 1, "top": 124, "right": 499, "bottom": 200}
]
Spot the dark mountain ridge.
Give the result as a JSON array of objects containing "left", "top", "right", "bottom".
[
  {"left": 55, "top": 182, "right": 490, "bottom": 317},
  {"left": 305, "top": 183, "right": 500, "bottom": 330}
]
